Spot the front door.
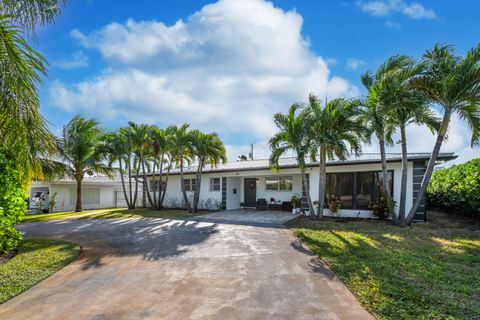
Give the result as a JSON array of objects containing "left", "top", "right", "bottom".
[{"left": 244, "top": 178, "right": 257, "bottom": 207}]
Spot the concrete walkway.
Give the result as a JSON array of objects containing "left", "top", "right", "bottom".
[{"left": 0, "top": 211, "right": 372, "bottom": 320}]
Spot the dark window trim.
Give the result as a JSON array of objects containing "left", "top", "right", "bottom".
[{"left": 326, "top": 170, "right": 394, "bottom": 210}]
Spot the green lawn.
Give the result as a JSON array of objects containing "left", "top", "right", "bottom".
[
  {"left": 0, "top": 239, "right": 80, "bottom": 304},
  {"left": 21, "top": 208, "right": 204, "bottom": 222},
  {"left": 287, "top": 217, "right": 480, "bottom": 320}
]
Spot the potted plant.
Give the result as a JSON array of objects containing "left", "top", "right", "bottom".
[
  {"left": 240, "top": 202, "right": 245, "bottom": 209},
  {"left": 291, "top": 195, "right": 299, "bottom": 214}
]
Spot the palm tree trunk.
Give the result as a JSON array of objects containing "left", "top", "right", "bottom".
[
  {"left": 379, "top": 136, "right": 397, "bottom": 224},
  {"left": 157, "top": 155, "right": 165, "bottom": 209},
  {"left": 160, "top": 162, "right": 172, "bottom": 210},
  {"left": 180, "top": 158, "right": 192, "bottom": 211},
  {"left": 128, "top": 153, "right": 134, "bottom": 209},
  {"left": 118, "top": 159, "right": 131, "bottom": 209},
  {"left": 317, "top": 147, "right": 326, "bottom": 219},
  {"left": 300, "top": 168, "right": 315, "bottom": 216},
  {"left": 151, "top": 161, "right": 157, "bottom": 209},
  {"left": 193, "top": 159, "right": 203, "bottom": 212},
  {"left": 404, "top": 110, "right": 451, "bottom": 225},
  {"left": 398, "top": 124, "right": 408, "bottom": 222},
  {"left": 141, "top": 158, "right": 154, "bottom": 207},
  {"left": 75, "top": 178, "right": 82, "bottom": 212},
  {"left": 133, "top": 161, "right": 140, "bottom": 208}
]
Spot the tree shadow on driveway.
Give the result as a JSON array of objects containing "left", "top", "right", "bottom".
[{"left": 18, "top": 218, "right": 218, "bottom": 270}]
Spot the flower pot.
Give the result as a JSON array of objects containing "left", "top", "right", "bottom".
[{"left": 292, "top": 209, "right": 296, "bottom": 215}]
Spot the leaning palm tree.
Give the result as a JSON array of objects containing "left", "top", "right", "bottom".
[
  {"left": 58, "top": 115, "right": 114, "bottom": 212},
  {"left": 169, "top": 124, "right": 195, "bottom": 211},
  {"left": 269, "top": 103, "right": 315, "bottom": 215},
  {"left": 0, "top": 0, "right": 66, "bottom": 186},
  {"left": 360, "top": 55, "right": 414, "bottom": 223},
  {"left": 382, "top": 65, "right": 441, "bottom": 221},
  {"left": 308, "top": 95, "right": 366, "bottom": 219},
  {"left": 191, "top": 130, "right": 227, "bottom": 212},
  {"left": 404, "top": 44, "right": 480, "bottom": 225}
]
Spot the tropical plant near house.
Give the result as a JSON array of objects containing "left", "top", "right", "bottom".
[
  {"left": 0, "top": 1, "right": 65, "bottom": 186},
  {"left": 169, "top": 124, "right": 195, "bottom": 211},
  {"left": 269, "top": 103, "right": 315, "bottom": 215},
  {"left": 58, "top": 115, "right": 114, "bottom": 212},
  {"left": 359, "top": 55, "right": 414, "bottom": 223},
  {"left": 307, "top": 95, "right": 366, "bottom": 219},
  {"left": 404, "top": 43, "right": 480, "bottom": 225},
  {"left": 382, "top": 61, "right": 441, "bottom": 221},
  {"left": 191, "top": 130, "right": 227, "bottom": 212}
]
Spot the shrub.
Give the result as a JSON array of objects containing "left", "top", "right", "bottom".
[
  {"left": 0, "top": 152, "right": 27, "bottom": 253},
  {"left": 427, "top": 158, "right": 480, "bottom": 216},
  {"left": 368, "top": 196, "right": 391, "bottom": 219}
]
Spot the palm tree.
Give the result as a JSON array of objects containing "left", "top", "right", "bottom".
[
  {"left": 128, "top": 122, "right": 155, "bottom": 208},
  {"left": 308, "top": 95, "right": 365, "bottom": 219},
  {"left": 382, "top": 64, "right": 441, "bottom": 221},
  {"left": 169, "top": 124, "right": 194, "bottom": 211},
  {"left": 102, "top": 130, "right": 133, "bottom": 209},
  {"left": 360, "top": 55, "right": 413, "bottom": 223},
  {"left": 191, "top": 131, "right": 227, "bottom": 212},
  {"left": 404, "top": 44, "right": 480, "bottom": 225},
  {"left": 0, "top": 0, "right": 65, "bottom": 186},
  {"left": 58, "top": 115, "right": 113, "bottom": 212},
  {"left": 269, "top": 103, "right": 315, "bottom": 215}
]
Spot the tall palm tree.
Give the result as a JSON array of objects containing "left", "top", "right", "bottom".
[
  {"left": 360, "top": 55, "right": 413, "bottom": 223},
  {"left": 58, "top": 115, "right": 113, "bottom": 212},
  {"left": 382, "top": 64, "right": 441, "bottom": 221},
  {"left": 0, "top": 0, "right": 65, "bottom": 186},
  {"left": 191, "top": 131, "right": 227, "bottom": 212},
  {"left": 169, "top": 124, "right": 194, "bottom": 211},
  {"left": 404, "top": 44, "right": 480, "bottom": 225},
  {"left": 128, "top": 122, "right": 155, "bottom": 208},
  {"left": 269, "top": 103, "right": 315, "bottom": 215},
  {"left": 308, "top": 95, "right": 365, "bottom": 219},
  {"left": 102, "top": 130, "right": 133, "bottom": 209}
]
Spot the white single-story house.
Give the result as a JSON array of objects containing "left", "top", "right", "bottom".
[
  {"left": 29, "top": 175, "right": 135, "bottom": 212},
  {"left": 145, "top": 153, "right": 456, "bottom": 221}
]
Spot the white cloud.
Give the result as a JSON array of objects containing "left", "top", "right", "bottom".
[
  {"left": 50, "top": 0, "right": 358, "bottom": 160},
  {"left": 357, "top": 0, "right": 437, "bottom": 20},
  {"left": 54, "top": 50, "right": 89, "bottom": 69},
  {"left": 346, "top": 58, "right": 366, "bottom": 71}
]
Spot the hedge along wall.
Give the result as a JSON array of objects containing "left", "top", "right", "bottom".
[{"left": 427, "top": 158, "right": 480, "bottom": 216}]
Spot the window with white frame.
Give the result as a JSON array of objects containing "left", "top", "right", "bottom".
[
  {"left": 183, "top": 179, "right": 196, "bottom": 191},
  {"left": 265, "top": 176, "right": 293, "bottom": 191},
  {"left": 210, "top": 177, "right": 221, "bottom": 191},
  {"left": 150, "top": 180, "right": 166, "bottom": 192}
]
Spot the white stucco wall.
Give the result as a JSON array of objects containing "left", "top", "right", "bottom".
[
  {"left": 149, "top": 160, "right": 414, "bottom": 218},
  {"left": 29, "top": 181, "right": 128, "bottom": 212}
]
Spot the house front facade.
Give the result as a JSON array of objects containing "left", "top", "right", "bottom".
[{"left": 146, "top": 153, "right": 456, "bottom": 221}]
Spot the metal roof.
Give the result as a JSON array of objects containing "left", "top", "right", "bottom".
[{"left": 147, "top": 152, "right": 457, "bottom": 176}]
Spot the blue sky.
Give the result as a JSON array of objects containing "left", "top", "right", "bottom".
[{"left": 35, "top": 0, "right": 480, "bottom": 162}]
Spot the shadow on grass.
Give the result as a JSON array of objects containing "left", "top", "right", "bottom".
[{"left": 287, "top": 216, "right": 480, "bottom": 320}]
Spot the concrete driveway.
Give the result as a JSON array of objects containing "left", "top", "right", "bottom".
[{"left": 0, "top": 210, "right": 372, "bottom": 320}]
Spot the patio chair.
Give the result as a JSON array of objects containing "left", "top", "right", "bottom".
[{"left": 256, "top": 198, "right": 267, "bottom": 210}]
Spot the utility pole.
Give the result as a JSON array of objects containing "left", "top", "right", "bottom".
[{"left": 248, "top": 144, "right": 254, "bottom": 160}]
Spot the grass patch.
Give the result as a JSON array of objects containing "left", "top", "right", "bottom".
[
  {"left": 20, "top": 208, "right": 121, "bottom": 222},
  {"left": 21, "top": 208, "right": 206, "bottom": 222},
  {"left": 287, "top": 217, "right": 480, "bottom": 320},
  {"left": 84, "top": 208, "right": 204, "bottom": 219},
  {"left": 0, "top": 239, "right": 80, "bottom": 304}
]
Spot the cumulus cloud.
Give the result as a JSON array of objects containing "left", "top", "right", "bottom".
[
  {"left": 54, "top": 50, "right": 89, "bottom": 69},
  {"left": 346, "top": 58, "right": 366, "bottom": 71},
  {"left": 357, "top": 0, "right": 437, "bottom": 20},
  {"left": 50, "top": 0, "right": 358, "bottom": 160}
]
